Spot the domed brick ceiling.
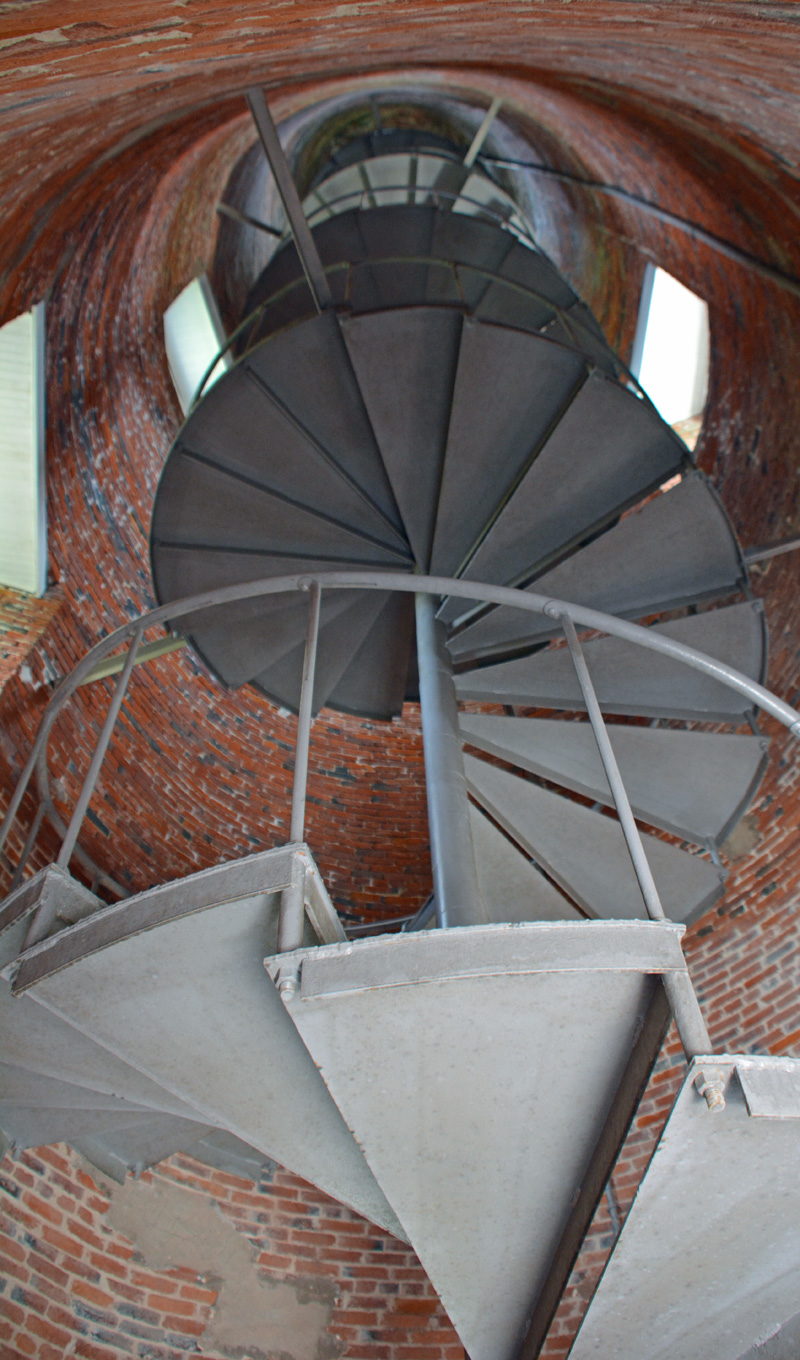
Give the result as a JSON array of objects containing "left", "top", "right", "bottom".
[{"left": 0, "top": 2, "right": 798, "bottom": 926}]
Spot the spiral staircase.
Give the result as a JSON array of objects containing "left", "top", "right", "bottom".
[{"left": 2, "top": 96, "right": 800, "bottom": 1360}]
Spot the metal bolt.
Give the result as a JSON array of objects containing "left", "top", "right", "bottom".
[
  {"left": 275, "top": 963, "right": 300, "bottom": 1001},
  {"left": 695, "top": 1066, "right": 727, "bottom": 1111}
]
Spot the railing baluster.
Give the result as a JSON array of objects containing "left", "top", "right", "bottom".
[
  {"left": 56, "top": 625, "right": 145, "bottom": 874},
  {"left": 279, "top": 581, "right": 322, "bottom": 955},
  {"left": 556, "top": 609, "right": 720, "bottom": 1097}
]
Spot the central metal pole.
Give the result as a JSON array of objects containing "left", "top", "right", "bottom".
[{"left": 415, "top": 593, "right": 486, "bottom": 928}]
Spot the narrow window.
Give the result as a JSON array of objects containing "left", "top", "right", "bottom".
[
  {"left": 631, "top": 265, "right": 709, "bottom": 437},
  {"left": 163, "top": 275, "right": 231, "bottom": 415},
  {"left": 0, "top": 304, "right": 46, "bottom": 594}
]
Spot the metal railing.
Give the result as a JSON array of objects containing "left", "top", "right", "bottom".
[
  {"left": 1, "top": 571, "right": 798, "bottom": 1096},
  {"left": 190, "top": 237, "right": 637, "bottom": 410}
]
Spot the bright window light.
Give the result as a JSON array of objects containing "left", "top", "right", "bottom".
[
  {"left": 163, "top": 275, "right": 232, "bottom": 415},
  {"left": 631, "top": 265, "right": 709, "bottom": 427},
  {"left": 0, "top": 304, "right": 46, "bottom": 595}
]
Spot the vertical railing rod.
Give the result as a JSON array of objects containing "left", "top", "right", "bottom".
[
  {"left": 290, "top": 581, "right": 322, "bottom": 845},
  {"left": 558, "top": 611, "right": 666, "bottom": 924},
  {"left": 56, "top": 625, "right": 144, "bottom": 873},
  {"left": 278, "top": 581, "right": 322, "bottom": 956},
  {"left": 556, "top": 610, "right": 720, "bottom": 1091},
  {"left": 9, "top": 801, "right": 47, "bottom": 891}
]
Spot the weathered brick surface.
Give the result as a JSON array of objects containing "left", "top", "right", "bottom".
[{"left": 0, "top": 2, "right": 799, "bottom": 1356}]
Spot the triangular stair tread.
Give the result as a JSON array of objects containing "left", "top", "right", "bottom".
[
  {"left": 252, "top": 590, "right": 391, "bottom": 714},
  {"left": 342, "top": 309, "right": 463, "bottom": 567},
  {"left": 73, "top": 1115, "right": 217, "bottom": 1183},
  {"left": 0, "top": 1105, "right": 182, "bottom": 1154},
  {"left": 461, "top": 715, "right": 768, "bottom": 847},
  {"left": 152, "top": 450, "right": 411, "bottom": 563},
  {"left": 325, "top": 593, "right": 415, "bottom": 720},
  {"left": 450, "top": 473, "right": 747, "bottom": 661},
  {"left": 162, "top": 361, "right": 407, "bottom": 556},
  {"left": 454, "top": 602, "right": 767, "bottom": 722},
  {"left": 173, "top": 589, "right": 359, "bottom": 689},
  {"left": 152, "top": 545, "right": 413, "bottom": 691},
  {"left": 570, "top": 1056, "right": 800, "bottom": 1360},
  {"left": 0, "top": 1062, "right": 162, "bottom": 1113},
  {"left": 270, "top": 921, "right": 686, "bottom": 1360},
  {"left": 244, "top": 310, "right": 404, "bottom": 533},
  {"left": 469, "top": 804, "right": 582, "bottom": 922},
  {"left": 429, "top": 321, "right": 587, "bottom": 575},
  {"left": 12, "top": 847, "right": 404, "bottom": 1239},
  {"left": 439, "top": 370, "right": 687, "bottom": 624},
  {"left": 0, "top": 877, "right": 234, "bottom": 1120},
  {"left": 464, "top": 755, "right": 724, "bottom": 923}
]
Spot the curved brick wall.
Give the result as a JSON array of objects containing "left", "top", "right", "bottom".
[{"left": 1, "top": 4, "right": 799, "bottom": 1357}]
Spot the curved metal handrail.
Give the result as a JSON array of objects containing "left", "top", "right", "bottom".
[
  {"left": 1, "top": 569, "right": 798, "bottom": 880},
  {"left": 190, "top": 249, "right": 632, "bottom": 412}
]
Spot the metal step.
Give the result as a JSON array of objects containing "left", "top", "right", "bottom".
[
  {"left": 0, "top": 1105, "right": 188, "bottom": 1156},
  {"left": 73, "top": 1115, "right": 216, "bottom": 1183},
  {"left": 252, "top": 590, "right": 391, "bottom": 713},
  {"left": 325, "top": 593, "right": 415, "bottom": 720},
  {"left": 172, "top": 589, "right": 359, "bottom": 689},
  {"left": 159, "top": 371, "right": 408, "bottom": 559},
  {"left": 450, "top": 473, "right": 748, "bottom": 662},
  {"left": 461, "top": 715, "right": 768, "bottom": 847},
  {"left": 342, "top": 308, "right": 463, "bottom": 568},
  {"left": 465, "top": 755, "right": 724, "bottom": 923},
  {"left": 0, "top": 872, "right": 242, "bottom": 1121},
  {"left": 152, "top": 448, "right": 411, "bottom": 563},
  {"left": 570, "top": 1056, "right": 800, "bottom": 1360},
  {"left": 10, "top": 847, "right": 405, "bottom": 1239},
  {"left": 244, "top": 310, "right": 404, "bottom": 533},
  {"left": 439, "top": 371, "right": 688, "bottom": 624},
  {"left": 267, "top": 921, "right": 686, "bottom": 1360},
  {"left": 454, "top": 602, "right": 767, "bottom": 723},
  {"left": 429, "top": 321, "right": 588, "bottom": 575},
  {"left": 469, "top": 804, "right": 582, "bottom": 922}
]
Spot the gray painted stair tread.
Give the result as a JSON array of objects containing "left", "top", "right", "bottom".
[
  {"left": 73, "top": 1116, "right": 217, "bottom": 1183},
  {"left": 469, "top": 804, "right": 581, "bottom": 922},
  {"left": 430, "top": 322, "right": 587, "bottom": 575},
  {"left": 174, "top": 590, "right": 359, "bottom": 689},
  {"left": 570, "top": 1056, "right": 800, "bottom": 1360},
  {"left": 349, "top": 257, "right": 461, "bottom": 312},
  {"left": 15, "top": 858, "right": 404, "bottom": 1238},
  {"left": 272, "top": 922, "right": 683, "bottom": 1360},
  {"left": 245, "top": 310, "right": 403, "bottom": 532},
  {"left": 342, "top": 309, "right": 462, "bottom": 567},
  {"left": 0, "top": 1062, "right": 158, "bottom": 1113},
  {"left": 0, "top": 1105, "right": 179, "bottom": 1153},
  {"left": 451, "top": 474, "right": 747, "bottom": 660},
  {"left": 252, "top": 590, "right": 391, "bottom": 714},
  {"left": 326, "top": 593, "right": 415, "bottom": 719},
  {"left": 152, "top": 450, "right": 410, "bottom": 563},
  {"left": 164, "top": 367, "right": 407, "bottom": 556},
  {"left": 441, "top": 372, "right": 686, "bottom": 623},
  {"left": 0, "top": 890, "right": 228, "bottom": 1121},
  {"left": 465, "top": 755, "right": 723, "bottom": 923},
  {"left": 454, "top": 602, "right": 767, "bottom": 722},
  {"left": 461, "top": 715, "right": 767, "bottom": 846}
]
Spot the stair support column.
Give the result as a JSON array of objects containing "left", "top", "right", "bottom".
[{"left": 415, "top": 593, "right": 487, "bottom": 928}]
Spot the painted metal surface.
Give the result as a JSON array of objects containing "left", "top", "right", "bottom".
[
  {"left": 439, "top": 367, "right": 687, "bottom": 620},
  {"left": 451, "top": 473, "right": 748, "bottom": 661},
  {"left": 460, "top": 715, "right": 767, "bottom": 846},
  {"left": 468, "top": 804, "right": 581, "bottom": 922},
  {"left": 12, "top": 848, "right": 404, "bottom": 1238},
  {"left": 465, "top": 754, "right": 724, "bottom": 923},
  {"left": 571, "top": 1056, "right": 800, "bottom": 1360},
  {"left": 455, "top": 600, "right": 767, "bottom": 722},
  {"left": 416, "top": 594, "right": 485, "bottom": 927},
  {"left": 268, "top": 922, "right": 685, "bottom": 1360}
]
